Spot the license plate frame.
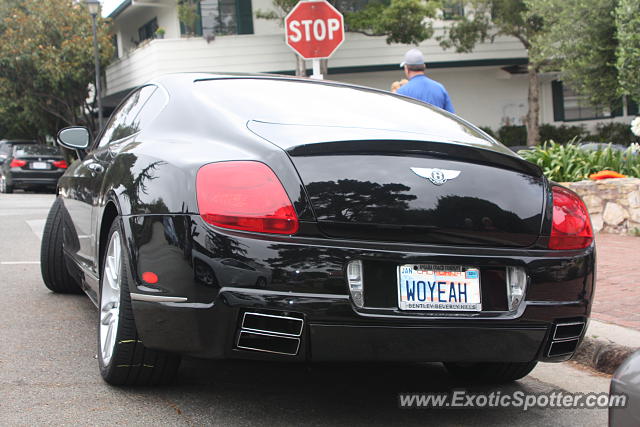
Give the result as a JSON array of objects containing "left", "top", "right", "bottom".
[
  {"left": 397, "top": 264, "right": 482, "bottom": 311},
  {"left": 30, "top": 162, "right": 49, "bottom": 170}
]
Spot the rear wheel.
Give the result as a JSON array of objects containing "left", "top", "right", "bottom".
[
  {"left": 444, "top": 361, "right": 538, "bottom": 383},
  {"left": 40, "top": 198, "right": 81, "bottom": 293},
  {"left": 0, "top": 175, "right": 12, "bottom": 193},
  {"left": 98, "top": 220, "right": 181, "bottom": 386}
]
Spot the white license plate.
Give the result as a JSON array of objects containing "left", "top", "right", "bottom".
[
  {"left": 30, "top": 162, "right": 49, "bottom": 170},
  {"left": 397, "top": 264, "right": 482, "bottom": 311}
]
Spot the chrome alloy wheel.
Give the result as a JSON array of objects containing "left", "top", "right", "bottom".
[
  {"left": 100, "top": 230, "right": 122, "bottom": 366},
  {"left": 0, "top": 175, "right": 6, "bottom": 192}
]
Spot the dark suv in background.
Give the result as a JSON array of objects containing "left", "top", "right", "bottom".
[{"left": 0, "top": 141, "right": 67, "bottom": 193}]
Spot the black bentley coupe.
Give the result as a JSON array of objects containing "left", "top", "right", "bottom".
[{"left": 41, "top": 74, "right": 595, "bottom": 386}]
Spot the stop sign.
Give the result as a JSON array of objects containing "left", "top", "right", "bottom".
[{"left": 285, "top": 0, "right": 345, "bottom": 59}]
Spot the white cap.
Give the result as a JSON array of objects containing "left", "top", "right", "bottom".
[{"left": 400, "top": 48, "right": 425, "bottom": 67}]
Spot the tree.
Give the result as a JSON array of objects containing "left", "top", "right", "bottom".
[
  {"left": 0, "top": 0, "right": 114, "bottom": 139},
  {"left": 437, "top": 0, "right": 544, "bottom": 146},
  {"left": 346, "top": 0, "right": 440, "bottom": 45},
  {"left": 615, "top": 0, "right": 640, "bottom": 103},
  {"left": 528, "top": 0, "right": 619, "bottom": 108},
  {"left": 256, "top": 0, "right": 310, "bottom": 76},
  {"left": 178, "top": 0, "right": 200, "bottom": 35},
  {"left": 529, "top": 0, "right": 640, "bottom": 110}
]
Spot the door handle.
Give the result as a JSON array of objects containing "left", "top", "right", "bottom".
[{"left": 87, "top": 163, "right": 104, "bottom": 173}]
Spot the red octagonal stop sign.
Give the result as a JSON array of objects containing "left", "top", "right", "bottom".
[{"left": 285, "top": 0, "right": 345, "bottom": 59}]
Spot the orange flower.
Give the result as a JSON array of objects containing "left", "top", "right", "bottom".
[{"left": 589, "top": 170, "right": 627, "bottom": 180}]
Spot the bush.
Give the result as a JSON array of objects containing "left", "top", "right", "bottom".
[
  {"left": 591, "top": 122, "right": 637, "bottom": 146},
  {"left": 478, "top": 126, "right": 496, "bottom": 138},
  {"left": 539, "top": 124, "right": 590, "bottom": 144},
  {"left": 518, "top": 141, "right": 640, "bottom": 182},
  {"left": 496, "top": 125, "right": 527, "bottom": 146}
]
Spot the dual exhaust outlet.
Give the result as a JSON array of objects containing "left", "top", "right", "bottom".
[
  {"left": 236, "top": 312, "right": 304, "bottom": 356},
  {"left": 547, "top": 321, "right": 585, "bottom": 358}
]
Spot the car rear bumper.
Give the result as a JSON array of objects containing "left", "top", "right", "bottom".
[
  {"left": 123, "top": 214, "right": 595, "bottom": 364},
  {"left": 9, "top": 172, "right": 63, "bottom": 187}
]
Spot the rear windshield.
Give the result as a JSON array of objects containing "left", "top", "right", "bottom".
[
  {"left": 13, "top": 144, "right": 61, "bottom": 157},
  {"left": 194, "top": 78, "right": 497, "bottom": 147}
]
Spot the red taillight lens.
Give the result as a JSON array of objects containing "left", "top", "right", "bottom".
[
  {"left": 52, "top": 160, "right": 68, "bottom": 169},
  {"left": 549, "top": 186, "right": 593, "bottom": 250},
  {"left": 196, "top": 161, "right": 299, "bottom": 235},
  {"left": 10, "top": 159, "right": 26, "bottom": 168}
]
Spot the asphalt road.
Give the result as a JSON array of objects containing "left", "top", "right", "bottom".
[{"left": 0, "top": 192, "right": 611, "bottom": 426}]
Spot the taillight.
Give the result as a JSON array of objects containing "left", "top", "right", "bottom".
[
  {"left": 549, "top": 186, "right": 593, "bottom": 250},
  {"left": 10, "top": 159, "right": 26, "bottom": 168},
  {"left": 196, "top": 161, "right": 299, "bottom": 234},
  {"left": 52, "top": 160, "right": 68, "bottom": 169}
]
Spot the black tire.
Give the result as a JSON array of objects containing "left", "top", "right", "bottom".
[
  {"left": 40, "top": 197, "right": 82, "bottom": 293},
  {"left": 444, "top": 361, "right": 538, "bottom": 383},
  {"left": 98, "top": 219, "right": 181, "bottom": 386},
  {"left": 0, "top": 174, "right": 12, "bottom": 193}
]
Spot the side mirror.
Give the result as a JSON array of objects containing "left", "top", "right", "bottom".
[{"left": 57, "top": 126, "right": 90, "bottom": 150}]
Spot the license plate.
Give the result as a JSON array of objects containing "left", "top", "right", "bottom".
[
  {"left": 31, "top": 162, "right": 49, "bottom": 170},
  {"left": 397, "top": 264, "right": 482, "bottom": 311}
]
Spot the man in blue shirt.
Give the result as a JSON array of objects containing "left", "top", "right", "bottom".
[{"left": 396, "top": 48, "right": 455, "bottom": 113}]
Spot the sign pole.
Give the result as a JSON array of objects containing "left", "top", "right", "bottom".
[{"left": 311, "top": 58, "right": 323, "bottom": 80}]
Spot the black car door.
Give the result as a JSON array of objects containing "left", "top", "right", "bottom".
[{"left": 61, "top": 86, "right": 158, "bottom": 290}]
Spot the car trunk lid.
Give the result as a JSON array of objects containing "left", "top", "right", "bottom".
[{"left": 249, "top": 122, "right": 546, "bottom": 247}]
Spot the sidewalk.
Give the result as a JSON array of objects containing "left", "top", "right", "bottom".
[{"left": 592, "top": 233, "right": 640, "bottom": 330}]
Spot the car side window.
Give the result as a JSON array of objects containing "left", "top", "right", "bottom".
[{"left": 97, "top": 85, "right": 157, "bottom": 148}]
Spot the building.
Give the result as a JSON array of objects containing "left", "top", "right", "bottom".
[{"left": 101, "top": 0, "right": 637, "bottom": 134}]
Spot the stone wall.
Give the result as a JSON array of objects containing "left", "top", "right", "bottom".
[{"left": 564, "top": 178, "right": 640, "bottom": 234}]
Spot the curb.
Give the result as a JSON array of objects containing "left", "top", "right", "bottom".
[{"left": 573, "top": 336, "right": 637, "bottom": 375}]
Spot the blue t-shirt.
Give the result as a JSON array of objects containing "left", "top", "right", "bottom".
[{"left": 397, "top": 75, "right": 455, "bottom": 113}]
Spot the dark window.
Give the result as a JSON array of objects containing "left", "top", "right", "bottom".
[
  {"left": 111, "top": 34, "right": 119, "bottom": 59},
  {"left": 138, "top": 17, "right": 158, "bottom": 42},
  {"left": 98, "top": 85, "right": 158, "bottom": 147},
  {"left": 13, "top": 145, "right": 61, "bottom": 157},
  {"left": 442, "top": 0, "right": 465, "bottom": 19},
  {"left": 628, "top": 97, "right": 639, "bottom": 116},
  {"left": 199, "top": 0, "right": 253, "bottom": 36},
  {"left": 551, "top": 80, "right": 622, "bottom": 122}
]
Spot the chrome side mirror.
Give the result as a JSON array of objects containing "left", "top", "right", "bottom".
[{"left": 57, "top": 126, "right": 90, "bottom": 150}]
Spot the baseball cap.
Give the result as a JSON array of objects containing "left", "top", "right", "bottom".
[{"left": 400, "top": 48, "right": 425, "bottom": 67}]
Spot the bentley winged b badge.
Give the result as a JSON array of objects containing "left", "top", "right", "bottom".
[{"left": 411, "top": 167, "right": 461, "bottom": 185}]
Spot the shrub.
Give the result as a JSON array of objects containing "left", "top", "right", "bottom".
[
  {"left": 517, "top": 141, "right": 640, "bottom": 182},
  {"left": 496, "top": 125, "right": 527, "bottom": 146},
  {"left": 539, "top": 124, "right": 590, "bottom": 144},
  {"left": 478, "top": 126, "right": 496, "bottom": 138},
  {"left": 591, "top": 122, "right": 637, "bottom": 146}
]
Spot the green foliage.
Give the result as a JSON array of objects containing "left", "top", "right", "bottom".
[
  {"left": 346, "top": 0, "right": 440, "bottom": 45},
  {"left": 497, "top": 125, "right": 527, "bottom": 147},
  {"left": 0, "top": 0, "right": 114, "bottom": 138},
  {"left": 593, "top": 122, "right": 638, "bottom": 146},
  {"left": 478, "top": 126, "right": 496, "bottom": 138},
  {"left": 486, "top": 123, "right": 638, "bottom": 147},
  {"left": 539, "top": 124, "right": 590, "bottom": 144},
  {"left": 615, "top": 0, "right": 640, "bottom": 102},
  {"left": 439, "top": 0, "right": 541, "bottom": 52},
  {"left": 178, "top": 0, "right": 200, "bottom": 35},
  {"left": 518, "top": 141, "right": 640, "bottom": 182},
  {"left": 528, "top": 0, "right": 621, "bottom": 107}
]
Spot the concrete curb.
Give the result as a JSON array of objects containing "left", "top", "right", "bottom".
[{"left": 572, "top": 320, "right": 640, "bottom": 374}]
